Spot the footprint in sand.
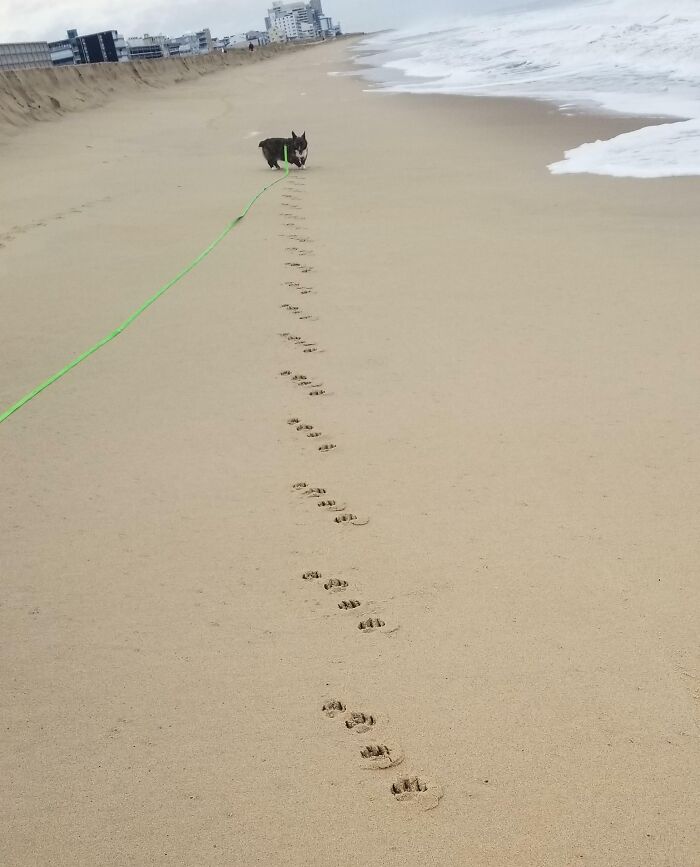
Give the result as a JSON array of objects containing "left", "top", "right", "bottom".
[
  {"left": 334, "top": 513, "right": 369, "bottom": 526},
  {"left": 302, "top": 570, "right": 322, "bottom": 581},
  {"left": 337, "top": 599, "right": 362, "bottom": 610},
  {"left": 308, "top": 431, "right": 322, "bottom": 438},
  {"left": 309, "top": 389, "right": 326, "bottom": 397},
  {"left": 318, "top": 444, "right": 336, "bottom": 452},
  {"left": 357, "top": 617, "right": 398, "bottom": 635},
  {"left": 324, "top": 578, "right": 348, "bottom": 592},
  {"left": 390, "top": 777, "right": 443, "bottom": 811},
  {"left": 317, "top": 499, "right": 345, "bottom": 511},
  {"left": 322, "top": 700, "right": 346, "bottom": 718},
  {"left": 360, "top": 744, "right": 404, "bottom": 770},
  {"left": 296, "top": 423, "right": 313, "bottom": 431},
  {"left": 345, "top": 712, "right": 376, "bottom": 734},
  {"left": 303, "top": 487, "right": 327, "bottom": 497}
]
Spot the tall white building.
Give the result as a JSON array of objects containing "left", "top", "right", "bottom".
[
  {"left": 266, "top": 1, "right": 331, "bottom": 42},
  {"left": 167, "top": 29, "right": 213, "bottom": 57}
]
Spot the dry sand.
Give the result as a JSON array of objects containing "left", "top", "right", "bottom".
[
  {"left": 0, "top": 44, "right": 296, "bottom": 142},
  {"left": 1, "top": 39, "right": 699, "bottom": 867}
]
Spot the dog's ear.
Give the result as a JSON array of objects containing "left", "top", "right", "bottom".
[{"left": 291, "top": 131, "right": 297, "bottom": 138}]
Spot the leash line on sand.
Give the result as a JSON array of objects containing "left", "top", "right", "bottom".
[{"left": 0, "top": 150, "right": 291, "bottom": 427}]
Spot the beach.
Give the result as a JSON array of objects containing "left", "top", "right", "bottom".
[{"left": 1, "top": 38, "right": 699, "bottom": 866}]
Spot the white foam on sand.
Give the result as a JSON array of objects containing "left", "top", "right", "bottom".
[
  {"left": 357, "top": 0, "right": 700, "bottom": 179},
  {"left": 549, "top": 118, "right": 700, "bottom": 178}
]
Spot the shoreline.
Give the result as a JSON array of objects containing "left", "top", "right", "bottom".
[
  {"left": 348, "top": 40, "right": 700, "bottom": 178},
  {"left": 2, "top": 39, "right": 699, "bottom": 867}
]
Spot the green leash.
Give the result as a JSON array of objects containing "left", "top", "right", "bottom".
[{"left": 0, "top": 148, "right": 290, "bottom": 426}]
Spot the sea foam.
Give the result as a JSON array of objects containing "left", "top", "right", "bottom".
[{"left": 357, "top": 0, "right": 700, "bottom": 179}]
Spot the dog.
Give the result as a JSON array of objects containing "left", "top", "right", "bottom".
[{"left": 258, "top": 131, "right": 308, "bottom": 170}]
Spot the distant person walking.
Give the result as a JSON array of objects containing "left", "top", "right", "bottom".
[{"left": 248, "top": 42, "right": 255, "bottom": 52}]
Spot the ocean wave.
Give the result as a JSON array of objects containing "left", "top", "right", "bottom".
[{"left": 356, "top": 0, "right": 700, "bottom": 178}]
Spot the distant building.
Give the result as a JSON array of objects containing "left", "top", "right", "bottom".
[
  {"left": 247, "top": 30, "right": 270, "bottom": 46},
  {"left": 48, "top": 29, "right": 128, "bottom": 65},
  {"left": 127, "top": 34, "right": 170, "bottom": 60},
  {"left": 48, "top": 35, "right": 78, "bottom": 66},
  {"left": 167, "top": 29, "right": 213, "bottom": 57},
  {"left": 49, "top": 29, "right": 78, "bottom": 66},
  {"left": 0, "top": 41, "right": 52, "bottom": 71},
  {"left": 75, "top": 30, "right": 129, "bottom": 64},
  {"left": 198, "top": 28, "right": 213, "bottom": 53},
  {"left": 224, "top": 30, "right": 269, "bottom": 50},
  {"left": 265, "top": 1, "right": 340, "bottom": 42}
]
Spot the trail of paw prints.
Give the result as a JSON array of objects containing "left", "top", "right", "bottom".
[
  {"left": 279, "top": 369, "right": 325, "bottom": 391},
  {"left": 285, "top": 416, "right": 336, "bottom": 451},
  {"left": 290, "top": 482, "right": 368, "bottom": 525},
  {"left": 319, "top": 698, "right": 442, "bottom": 810},
  {"left": 301, "top": 570, "right": 399, "bottom": 635},
  {"left": 279, "top": 303, "right": 317, "bottom": 322},
  {"left": 300, "top": 568, "right": 397, "bottom": 634},
  {"left": 284, "top": 281, "right": 316, "bottom": 297},
  {"left": 285, "top": 261, "right": 314, "bottom": 274},
  {"left": 279, "top": 369, "right": 329, "bottom": 397},
  {"left": 279, "top": 332, "right": 322, "bottom": 352},
  {"left": 0, "top": 196, "right": 113, "bottom": 250}
]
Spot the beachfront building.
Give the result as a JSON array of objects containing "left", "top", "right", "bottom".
[
  {"left": 127, "top": 35, "right": 171, "bottom": 61},
  {"left": 167, "top": 29, "right": 213, "bottom": 57},
  {"left": 48, "top": 32, "right": 79, "bottom": 66},
  {"left": 0, "top": 41, "right": 52, "bottom": 71},
  {"left": 224, "top": 32, "right": 269, "bottom": 50},
  {"left": 48, "top": 29, "right": 129, "bottom": 66},
  {"left": 265, "top": 1, "right": 339, "bottom": 42},
  {"left": 73, "top": 31, "right": 129, "bottom": 64}
]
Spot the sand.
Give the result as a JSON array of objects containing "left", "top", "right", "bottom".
[
  {"left": 0, "top": 44, "right": 297, "bottom": 142},
  {"left": 1, "top": 39, "right": 699, "bottom": 867}
]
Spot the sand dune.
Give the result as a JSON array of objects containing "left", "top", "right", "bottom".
[
  {"left": 1, "top": 39, "right": 699, "bottom": 867},
  {"left": 0, "top": 42, "right": 300, "bottom": 142}
]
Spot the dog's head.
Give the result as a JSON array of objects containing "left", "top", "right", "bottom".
[{"left": 291, "top": 130, "right": 308, "bottom": 165}]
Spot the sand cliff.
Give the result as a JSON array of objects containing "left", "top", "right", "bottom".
[{"left": 0, "top": 43, "right": 301, "bottom": 141}]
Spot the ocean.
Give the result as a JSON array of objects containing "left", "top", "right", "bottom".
[{"left": 352, "top": 0, "right": 700, "bottom": 179}]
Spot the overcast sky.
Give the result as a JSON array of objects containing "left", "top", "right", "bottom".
[{"left": 0, "top": 0, "right": 538, "bottom": 43}]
